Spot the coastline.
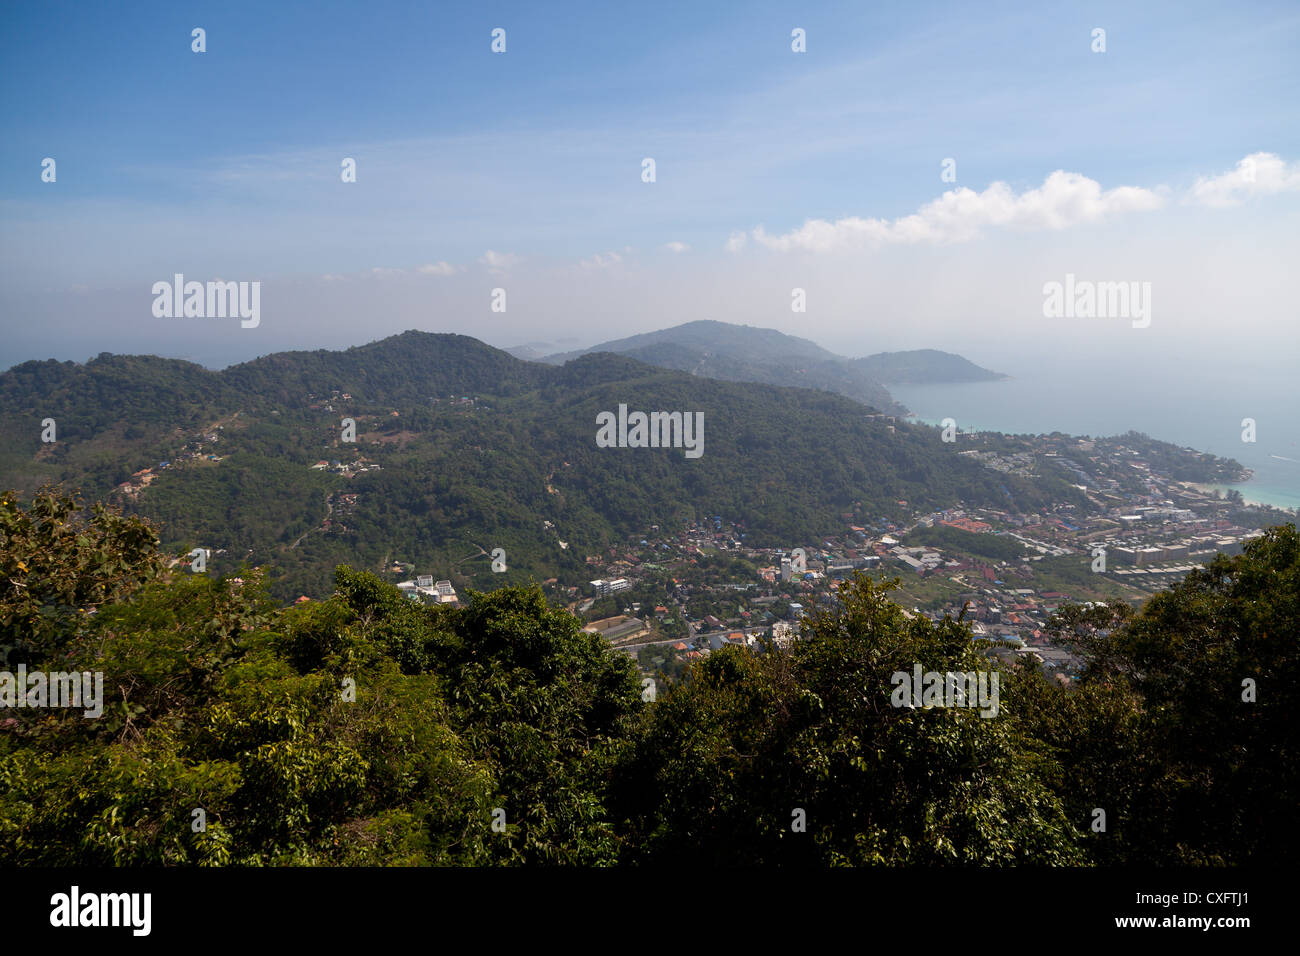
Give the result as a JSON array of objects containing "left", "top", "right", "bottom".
[
  {"left": 899, "top": 410, "right": 1297, "bottom": 514},
  {"left": 1191, "top": 481, "right": 1299, "bottom": 513},
  {"left": 889, "top": 375, "right": 1300, "bottom": 516}
]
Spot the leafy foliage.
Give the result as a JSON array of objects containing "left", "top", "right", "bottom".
[
  {"left": 0, "top": 487, "right": 163, "bottom": 666},
  {"left": 1, "top": 491, "right": 1294, "bottom": 866},
  {"left": 1038, "top": 524, "right": 1300, "bottom": 864},
  {"left": 612, "top": 575, "right": 1082, "bottom": 865}
]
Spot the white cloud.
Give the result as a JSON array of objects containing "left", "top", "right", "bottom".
[
  {"left": 724, "top": 230, "right": 747, "bottom": 252},
  {"left": 479, "top": 250, "right": 520, "bottom": 271},
  {"left": 579, "top": 251, "right": 623, "bottom": 269},
  {"left": 368, "top": 266, "right": 405, "bottom": 277},
  {"left": 417, "top": 261, "right": 460, "bottom": 275},
  {"left": 664, "top": 241, "right": 690, "bottom": 253},
  {"left": 749, "top": 170, "right": 1166, "bottom": 253},
  {"left": 1189, "top": 152, "right": 1300, "bottom": 207}
]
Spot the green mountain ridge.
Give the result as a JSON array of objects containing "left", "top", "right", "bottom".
[
  {"left": 852, "top": 348, "right": 1008, "bottom": 385},
  {"left": 544, "top": 320, "right": 841, "bottom": 366},
  {"left": 1, "top": 331, "right": 1071, "bottom": 601},
  {"left": 540, "top": 320, "right": 1004, "bottom": 411}
]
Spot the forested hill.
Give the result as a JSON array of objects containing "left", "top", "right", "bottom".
[
  {"left": 544, "top": 321, "right": 899, "bottom": 412},
  {"left": 543, "top": 320, "right": 840, "bottom": 366},
  {"left": 221, "top": 331, "right": 552, "bottom": 405},
  {"left": 539, "top": 320, "right": 1005, "bottom": 410},
  {"left": 853, "top": 348, "right": 1006, "bottom": 384},
  {"left": 0, "top": 331, "right": 1080, "bottom": 601}
]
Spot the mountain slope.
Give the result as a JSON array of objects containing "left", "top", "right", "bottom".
[
  {"left": 0, "top": 331, "right": 1075, "bottom": 601},
  {"left": 544, "top": 320, "right": 839, "bottom": 366},
  {"left": 854, "top": 349, "right": 1006, "bottom": 385},
  {"left": 223, "top": 331, "right": 549, "bottom": 405},
  {"left": 542, "top": 320, "right": 1003, "bottom": 412},
  {"left": 546, "top": 321, "right": 899, "bottom": 412}
]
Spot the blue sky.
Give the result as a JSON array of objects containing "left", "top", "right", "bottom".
[{"left": 1, "top": 0, "right": 1298, "bottom": 368}]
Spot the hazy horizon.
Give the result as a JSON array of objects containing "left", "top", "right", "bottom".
[{"left": 3, "top": 0, "right": 1298, "bottom": 377}]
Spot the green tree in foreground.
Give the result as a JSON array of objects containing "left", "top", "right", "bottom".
[
  {"left": 612, "top": 574, "right": 1083, "bottom": 865},
  {"left": 1, "top": 489, "right": 1295, "bottom": 866},
  {"left": 2, "top": 491, "right": 642, "bottom": 865},
  {"left": 1, "top": 487, "right": 163, "bottom": 666},
  {"left": 1037, "top": 523, "right": 1299, "bottom": 865}
]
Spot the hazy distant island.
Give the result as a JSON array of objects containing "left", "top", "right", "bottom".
[
  {"left": 850, "top": 348, "right": 1008, "bottom": 385},
  {"left": 523, "top": 320, "right": 1004, "bottom": 415}
]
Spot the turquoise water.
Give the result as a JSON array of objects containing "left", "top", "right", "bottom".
[{"left": 890, "top": 362, "right": 1300, "bottom": 513}]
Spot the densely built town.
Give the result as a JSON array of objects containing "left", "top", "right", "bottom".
[{"left": 533, "top": 430, "right": 1290, "bottom": 690}]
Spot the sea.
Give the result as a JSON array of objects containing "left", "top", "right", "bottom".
[{"left": 889, "top": 354, "right": 1300, "bottom": 514}]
